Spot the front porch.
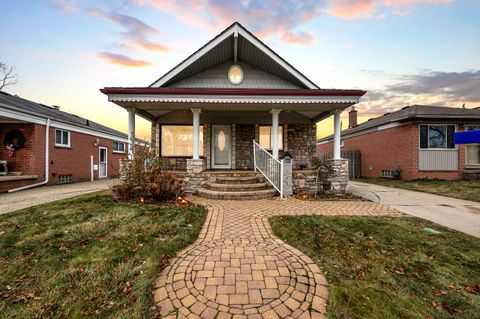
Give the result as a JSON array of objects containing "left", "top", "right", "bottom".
[{"left": 101, "top": 22, "right": 366, "bottom": 197}]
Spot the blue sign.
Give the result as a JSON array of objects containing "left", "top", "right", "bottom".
[{"left": 454, "top": 130, "right": 480, "bottom": 144}]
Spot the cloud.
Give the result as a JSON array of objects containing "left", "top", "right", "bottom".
[
  {"left": 97, "top": 52, "right": 153, "bottom": 67},
  {"left": 388, "top": 70, "right": 480, "bottom": 101},
  {"left": 281, "top": 30, "right": 316, "bottom": 45},
  {"left": 384, "top": 0, "right": 452, "bottom": 15},
  {"left": 327, "top": 0, "right": 377, "bottom": 20},
  {"left": 86, "top": 8, "right": 175, "bottom": 52}
]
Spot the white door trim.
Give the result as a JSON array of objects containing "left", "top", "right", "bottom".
[
  {"left": 211, "top": 125, "right": 232, "bottom": 169},
  {"left": 99, "top": 147, "right": 108, "bottom": 178}
]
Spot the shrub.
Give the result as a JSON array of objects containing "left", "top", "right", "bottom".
[{"left": 111, "top": 147, "right": 183, "bottom": 203}]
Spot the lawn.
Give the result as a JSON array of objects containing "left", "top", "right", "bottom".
[
  {"left": 270, "top": 215, "right": 480, "bottom": 319},
  {"left": 0, "top": 192, "right": 206, "bottom": 318},
  {"left": 356, "top": 178, "right": 480, "bottom": 203}
]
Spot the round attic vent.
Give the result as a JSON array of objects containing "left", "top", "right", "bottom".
[{"left": 228, "top": 64, "right": 244, "bottom": 85}]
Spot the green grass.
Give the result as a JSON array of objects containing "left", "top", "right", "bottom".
[
  {"left": 0, "top": 192, "right": 207, "bottom": 318},
  {"left": 270, "top": 215, "right": 480, "bottom": 319},
  {"left": 356, "top": 178, "right": 480, "bottom": 203}
]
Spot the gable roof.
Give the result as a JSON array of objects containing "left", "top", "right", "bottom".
[
  {"left": 318, "top": 105, "right": 480, "bottom": 142},
  {"left": 149, "top": 22, "right": 319, "bottom": 89},
  {"left": 0, "top": 91, "right": 127, "bottom": 138}
]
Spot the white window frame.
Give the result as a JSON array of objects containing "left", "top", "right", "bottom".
[
  {"left": 160, "top": 125, "right": 204, "bottom": 157},
  {"left": 464, "top": 124, "right": 480, "bottom": 167},
  {"left": 55, "top": 129, "right": 71, "bottom": 148},
  {"left": 113, "top": 141, "right": 126, "bottom": 154},
  {"left": 419, "top": 124, "right": 457, "bottom": 150},
  {"left": 259, "top": 125, "right": 284, "bottom": 151}
]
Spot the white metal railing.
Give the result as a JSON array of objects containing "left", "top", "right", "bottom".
[{"left": 253, "top": 140, "right": 284, "bottom": 198}]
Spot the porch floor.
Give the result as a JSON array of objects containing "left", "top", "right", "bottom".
[{"left": 0, "top": 175, "right": 38, "bottom": 182}]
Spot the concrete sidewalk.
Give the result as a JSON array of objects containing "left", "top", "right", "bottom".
[
  {"left": 349, "top": 181, "right": 480, "bottom": 238},
  {"left": 0, "top": 179, "right": 117, "bottom": 215}
]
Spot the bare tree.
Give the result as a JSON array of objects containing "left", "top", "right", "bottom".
[{"left": 0, "top": 61, "right": 18, "bottom": 91}]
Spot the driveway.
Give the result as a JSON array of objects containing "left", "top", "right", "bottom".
[
  {"left": 349, "top": 181, "right": 480, "bottom": 238},
  {"left": 0, "top": 179, "right": 117, "bottom": 215}
]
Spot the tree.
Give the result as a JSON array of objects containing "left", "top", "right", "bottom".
[{"left": 0, "top": 61, "right": 18, "bottom": 91}]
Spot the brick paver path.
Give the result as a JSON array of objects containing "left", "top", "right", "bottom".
[{"left": 154, "top": 197, "right": 401, "bottom": 318}]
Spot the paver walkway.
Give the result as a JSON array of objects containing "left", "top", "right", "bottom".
[
  {"left": 154, "top": 197, "right": 401, "bottom": 318},
  {"left": 0, "top": 179, "right": 117, "bottom": 215}
]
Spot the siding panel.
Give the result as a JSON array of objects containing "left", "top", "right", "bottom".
[{"left": 418, "top": 150, "right": 458, "bottom": 171}]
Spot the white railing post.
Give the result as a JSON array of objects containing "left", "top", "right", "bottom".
[
  {"left": 253, "top": 140, "right": 257, "bottom": 172},
  {"left": 253, "top": 140, "right": 284, "bottom": 197},
  {"left": 280, "top": 159, "right": 284, "bottom": 198}
]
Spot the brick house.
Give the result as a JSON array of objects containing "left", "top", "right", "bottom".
[
  {"left": 100, "top": 22, "right": 366, "bottom": 198},
  {"left": 0, "top": 91, "right": 134, "bottom": 192},
  {"left": 317, "top": 105, "right": 480, "bottom": 180}
]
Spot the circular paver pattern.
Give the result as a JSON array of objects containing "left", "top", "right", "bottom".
[{"left": 153, "top": 197, "right": 401, "bottom": 318}]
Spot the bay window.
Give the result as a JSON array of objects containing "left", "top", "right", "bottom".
[
  {"left": 419, "top": 125, "right": 455, "bottom": 149},
  {"left": 259, "top": 126, "right": 283, "bottom": 150},
  {"left": 161, "top": 125, "right": 203, "bottom": 157}
]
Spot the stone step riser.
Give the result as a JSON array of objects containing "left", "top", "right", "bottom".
[
  {"left": 204, "top": 183, "right": 270, "bottom": 192},
  {"left": 215, "top": 177, "right": 263, "bottom": 184}
]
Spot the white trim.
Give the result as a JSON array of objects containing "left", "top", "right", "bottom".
[
  {"left": 0, "top": 103, "right": 128, "bottom": 142},
  {"left": 377, "top": 122, "right": 402, "bottom": 131},
  {"left": 108, "top": 94, "right": 359, "bottom": 104},
  {"left": 150, "top": 23, "right": 317, "bottom": 89},
  {"left": 55, "top": 129, "right": 71, "bottom": 148}
]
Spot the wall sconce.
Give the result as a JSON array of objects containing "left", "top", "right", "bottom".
[{"left": 94, "top": 138, "right": 100, "bottom": 146}]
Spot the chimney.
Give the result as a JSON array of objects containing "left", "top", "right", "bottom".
[{"left": 348, "top": 106, "right": 358, "bottom": 129}]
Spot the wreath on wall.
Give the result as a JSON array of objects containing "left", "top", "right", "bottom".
[{"left": 4, "top": 130, "right": 26, "bottom": 156}]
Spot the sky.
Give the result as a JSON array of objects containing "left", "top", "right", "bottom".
[{"left": 0, "top": 0, "right": 479, "bottom": 140}]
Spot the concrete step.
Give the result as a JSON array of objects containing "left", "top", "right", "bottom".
[
  {"left": 215, "top": 176, "right": 263, "bottom": 184},
  {"left": 196, "top": 187, "right": 277, "bottom": 200},
  {"left": 203, "top": 181, "right": 270, "bottom": 192}
]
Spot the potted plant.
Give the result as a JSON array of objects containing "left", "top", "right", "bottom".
[{"left": 311, "top": 157, "right": 334, "bottom": 192}]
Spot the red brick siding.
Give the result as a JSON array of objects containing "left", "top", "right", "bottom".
[
  {"left": 0, "top": 123, "right": 126, "bottom": 192},
  {"left": 317, "top": 123, "right": 466, "bottom": 180}
]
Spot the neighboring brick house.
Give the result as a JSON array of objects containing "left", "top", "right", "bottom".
[
  {"left": 317, "top": 105, "right": 480, "bottom": 180},
  {"left": 0, "top": 91, "right": 134, "bottom": 192}
]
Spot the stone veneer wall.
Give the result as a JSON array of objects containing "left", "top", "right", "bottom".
[
  {"left": 235, "top": 124, "right": 256, "bottom": 169},
  {"left": 292, "top": 170, "right": 318, "bottom": 194},
  {"left": 286, "top": 124, "right": 317, "bottom": 169}
]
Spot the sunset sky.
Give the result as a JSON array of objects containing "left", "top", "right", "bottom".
[{"left": 1, "top": 0, "right": 479, "bottom": 140}]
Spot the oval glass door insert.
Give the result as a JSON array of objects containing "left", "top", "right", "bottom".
[{"left": 218, "top": 131, "right": 226, "bottom": 151}]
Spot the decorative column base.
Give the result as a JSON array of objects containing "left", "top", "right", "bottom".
[
  {"left": 184, "top": 159, "right": 205, "bottom": 193},
  {"left": 328, "top": 158, "right": 349, "bottom": 194}
]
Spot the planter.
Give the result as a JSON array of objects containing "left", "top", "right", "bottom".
[{"left": 322, "top": 180, "right": 332, "bottom": 191}]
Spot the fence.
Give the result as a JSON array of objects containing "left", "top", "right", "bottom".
[{"left": 317, "top": 150, "right": 361, "bottom": 179}]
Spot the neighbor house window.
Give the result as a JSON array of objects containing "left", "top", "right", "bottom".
[
  {"left": 113, "top": 141, "right": 126, "bottom": 153},
  {"left": 161, "top": 125, "right": 204, "bottom": 157},
  {"left": 259, "top": 126, "right": 283, "bottom": 150},
  {"left": 55, "top": 129, "right": 70, "bottom": 147},
  {"left": 465, "top": 126, "right": 480, "bottom": 165},
  {"left": 419, "top": 125, "right": 455, "bottom": 149}
]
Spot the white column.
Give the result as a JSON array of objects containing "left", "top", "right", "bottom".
[
  {"left": 270, "top": 109, "right": 281, "bottom": 159},
  {"left": 333, "top": 108, "right": 342, "bottom": 159},
  {"left": 192, "top": 108, "right": 202, "bottom": 160},
  {"left": 127, "top": 108, "right": 136, "bottom": 160}
]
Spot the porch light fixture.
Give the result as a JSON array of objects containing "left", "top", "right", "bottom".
[{"left": 228, "top": 64, "right": 243, "bottom": 85}]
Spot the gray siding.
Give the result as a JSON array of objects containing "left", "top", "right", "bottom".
[
  {"left": 168, "top": 62, "right": 301, "bottom": 89},
  {"left": 419, "top": 150, "right": 458, "bottom": 171}
]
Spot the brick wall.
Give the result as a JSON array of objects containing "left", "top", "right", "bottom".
[
  {"left": 0, "top": 123, "right": 126, "bottom": 192},
  {"left": 317, "top": 123, "right": 466, "bottom": 180}
]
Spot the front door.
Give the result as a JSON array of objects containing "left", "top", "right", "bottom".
[
  {"left": 212, "top": 125, "right": 231, "bottom": 169},
  {"left": 99, "top": 147, "right": 108, "bottom": 178}
]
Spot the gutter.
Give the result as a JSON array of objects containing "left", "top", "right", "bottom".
[{"left": 8, "top": 118, "right": 50, "bottom": 192}]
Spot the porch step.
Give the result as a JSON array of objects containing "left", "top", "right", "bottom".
[
  {"left": 196, "top": 187, "right": 277, "bottom": 200},
  {"left": 196, "top": 172, "right": 277, "bottom": 200},
  {"left": 215, "top": 176, "right": 262, "bottom": 184},
  {"left": 203, "top": 181, "right": 270, "bottom": 192}
]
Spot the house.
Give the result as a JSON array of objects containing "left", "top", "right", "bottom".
[
  {"left": 317, "top": 105, "right": 480, "bottom": 180},
  {"left": 100, "top": 22, "right": 367, "bottom": 198},
  {"left": 0, "top": 91, "right": 134, "bottom": 192}
]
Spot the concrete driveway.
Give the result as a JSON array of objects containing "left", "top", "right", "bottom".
[
  {"left": 349, "top": 181, "right": 480, "bottom": 238},
  {"left": 0, "top": 179, "right": 117, "bottom": 215}
]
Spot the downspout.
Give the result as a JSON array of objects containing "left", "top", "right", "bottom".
[{"left": 9, "top": 118, "right": 50, "bottom": 192}]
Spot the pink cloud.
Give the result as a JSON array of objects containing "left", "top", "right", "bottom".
[
  {"left": 281, "top": 30, "right": 316, "bottom": 45},
  {"left": 328, "top": 0, "right": 378, "bottom": 20},
  {"left": 384, "top": 0, "right": 452, "bottom": 15},
  {"left": 97, "top": 52, "right": 153, "bottom": 67}
]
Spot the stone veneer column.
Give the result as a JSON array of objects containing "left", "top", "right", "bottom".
[
  {"left": 328, "top": 158, "right": 349, "bottom": 194},
  {"left": 204, "top": 124, "right": 211, "bottom": 170},
  {"left": 282, "top": 156, "right": 293, "bottom": 197},
  {"left": 185, "top": 159, "right": 205, "bottom": 193}
]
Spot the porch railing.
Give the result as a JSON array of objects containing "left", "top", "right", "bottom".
[{"left": 253, "top": 140, "right": 284, "bottom": 198}]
